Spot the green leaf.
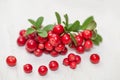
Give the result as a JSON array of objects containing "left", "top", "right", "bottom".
[
  {"left": 86, "top": 21, "right": 96, "bottom": 30},
  {"left": 55, "top": 12, "right": 61, "bottom": 24},
  {"left": 38, "top": 30, "right": 48, "bottom": 38},
  {"left": 67, "top": 20, "right": 80, "bottom": 32},
  {"left": 43, "top": 24, "right": 54, "bottom": 32},
  {"left": 28, "top": 19, "right": 37, "bottom": 27},
  {"left": 91, "top": 29, "right": 97, "bottom": 40},
  {"left": 70, "top": 33, "right": 77, "bottom": 46},
  {"left": 36, "top": 17, "right": 44, "bottom": 28},
  {"left": 81, "top": 16, "right": 94, "bottom": 30},
  {"left": 92, "top": 34, "right": 103, "bottom": 45},
  {"left": 96, "top": 34, "right": 103, "bottom": 42},
  {"left": 92, "top": 40, "right": 100, "bottom": 45},
  {"left": 64, "top": 14, "right": 69, "bottom": 26},
  {"left": 26, "top": 28, "right": 35, "bottom": 35}
]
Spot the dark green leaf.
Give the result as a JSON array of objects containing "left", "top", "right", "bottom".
[
  {"left": 86, "top": 21, "right": 96, "bottom": 30},
  {"left": 96, "top": 34, "right": 103, "bottom": 42},
  {"left": 70, "top": 33, "right": 77, "bottom": 46},
  {"left": 92, "top": 40, "right": 100, "bottom": 45},
  {"left": 26, "top": 28, "right": 35, "bottom": 35},
  {"left": 55, "top": 12, "right": 61, "bottom": 24},
  {"left": 92, "top": 34, "right": 103, "bottom": 46},
  {"left": 64, "top": 14, "right": 69, "bottom": 26},
  {"left": 43, "top": 24, "right": 54, "bottom": 32},
  {"left": 38, "top": 30, "right": 48, "bottom": 38},
  {"left": 36, "top": 17, "right": 44, "bottom": 28},
  {"left": 28, "top": 19, "right": 36, "bottom": 27},
  {"left": 68, "top": 20, "right": 80, "bottom": 32},
  {"left": 81, "top": 16, "right": 94, "bottom": 30}
]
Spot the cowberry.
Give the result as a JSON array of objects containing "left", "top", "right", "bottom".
[
  {"left": 49, "top": 60, "right": 59, "bottom": 71},
  {"left": 17, "top": 36, "right": 27, "bottom": 46},
  {"left": 47, "top": 30, "right": 54, "bottom": 39},
  {"left": 28, "top": 32, "right": 36, "bottom": 39},
  {"left": 69, "top": 61, "right": 77, "bottom": 69},
  {"left": 37, "top": 35, "right": 47, "bottom": 43},
  {"left": 76, "top": 45, "right": 84, "bottom": 54},
  {"left": 75, "top": 55, "right": 81, "bottom": 64},
  {"left": 53, "top": 24, "right": 64, "bottom": 35},
  {"left": 45, "top": 41, "right": 53, "bottom": 51},
  {"left": 83, "top": 30, "right": 92, "bottom": 39},
  {"left": 23, "top": 64, "right": 33, "bottom": 73},
  {"left": 55, "top": 43, "right": 65, "bottom": 52},
  {"left": 34, "top": 49, "right": 43, "bottom": 57},
  {"left": 63, "top": 58, "right": 70, "bottom": 66},
  {"left": 61, "top": 33, "right": 71, "bottom": 45},
  {"left": 49, "top": 34, "right": 60, "bottom": 46},
  {"left": 84, "top": 39, "right": 93, "bottom": 50},
  {"left": 38, "top": 65, "right": 48, "bottom": 76},
  {"left": 90, "top": 54, "right": 100, "bottom": 64},
  {"left": 6, "top": 56, "right": 17, "bottom": 67},
  {"left": 61, "top": 47, "right": 68, "bottom": 55},
  {"left": 75, "top": 35, "right": 83, "bottom": 46},
  {"left": 50, "top": 50, "right": 59, "bottom": 57},
  {"left": 19, "top": 29, "right": 26, "bottom": 36},
  {"left": 38, "top": 43, "right": 44, "bottom": 49},
  {"left": 68, "top": 53, "right": 76, "bottom": 62}
]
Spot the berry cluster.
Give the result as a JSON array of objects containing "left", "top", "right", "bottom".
[{"left": 7, "top": 12, "right": 102, "bottom": 76}]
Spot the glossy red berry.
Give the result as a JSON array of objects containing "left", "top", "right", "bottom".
[
  {"left": 34, "top": 49, "right": 43, "bottom": 57},
  {"left": 75, "top": 55, "right": 81, "bottom": 64},
  {"left": 38, "top": 65, "right": 48, "bottom": 76},
  {"left": 90, "top": 54, "right": 100, "bottom": 64},
  {"left": 28, "top": 32, "right": 36, "bottom": 39},
  {"left": 68, "top": 53, "right": 76, "bottom": 62},
  {"left": 45, "top": 41, "right": 53, "bottom": 51},
  {"left": 38, "top": 43, "right": 44, "bottom": 49},
  {"left": 61, "top": 47, "right": 68, "bottom": 55},
  {"left": 53, "top": 25, "right": 64, "bottom": 35},
  {"left": 23, "top": 64, "right": 33, "bottom": 73},
  {"left": 83, "top": 30, "right": 92, "bottom": 39},
  {"left": 17, "top": 36, "right": 27, "bottom": 46},
  {"left": 76, "top": 45, "right": 84, "bottom": 54},
  {"left": 84, "top": 39, "right": 93, "bottom": 50},
  {"left": 19, "top": 29, "right": 26, "bottom": 36},
  {"left": 78, "top": 32, "right": 84, "bottom": 38},
  {"left": 50, "top": 50, "right": 59, "bottom": 57},
  {"left": 55, "top": 44, "right": 65, "bottom": 52},
  {"left": 61, "top": 33, "right": 71, "bottom": 45},
  {"left": 48, "top": 30, "right": 54, "bottom": 39},
  {"left": 49, "top": 60, "right": 59, "bottom": 71},
  {"left": 69, "top": 61, "right": 77, "bottom": 69},
  {"left": 63, "top": 58, "right": 70, "bottom": 66},
  {"left": 6, "top": 56, "right": 17, "bottom": 67},
  {"left": 37, "top": 35, "right": 47, "bottom": 43},
  {"left": 25, "top": 39, "right": 37, "bottom": 52},
  {"left": 49, "top": 34, "right": 60, "bottom": 46},
  {"left": 75, "top": 35, "right": 83, "bottom": 46}
]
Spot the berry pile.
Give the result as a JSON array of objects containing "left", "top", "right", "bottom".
[{"left": 7, "top": 12, "right": 102, "bottom": 76}]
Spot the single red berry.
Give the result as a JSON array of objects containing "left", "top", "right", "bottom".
[
  {"left": 75, "top": 55, "right": 81, "bottom": 64},
  {"left": 34, "top": 49, "right": 43, "bottom": 57},
  {"left": 23, "top": 64, "right": 33, "bottom": 73},
  {"left": 84, "top": 39, "right": 93, "bottom": 50},
  {"left": 28, "top": 32, "right": 36, "bottom": 39},
  {"left": 63, "top": 58, "right": 70, "bottom": 66},
  {"left": 49, "top": 60, "right": 59, "bottom": 71},
  {"left": 17, "top": 36, "right": 27, "bottom": 46},
  {"left": 38, "top": 65, "right": 48, "bottom": 76},
  {"left": 19, "top": 29, "right": 26, "bottom": 36},
  {"left": 78, "top": 32, "right": 84, "bottom": 38},
  {"left": 50, "top": 50, "right": 59, "bottom": 57},
  {"left": 90, "top": 54, "right": 100, "bottom": 64},
  {"left": 61, "top": 47, "right": 68, "bottom": 55},
  {"left": 53, "top": 24, "right": 64, "bottom": 35},
  {"left": 68, "top": 53, "right": 76, "bottom": 62},
  {"left": 25, "top": 39, "right": 37, "bottom": 52},
  {"left": 69, "top": 61, "right": 77, "bottom": 69},
  {"left": 37, "top": 35, "right": 47, "bottom": 43},
  {"left": 61, "top": 33, "right": 71, "bottom": 45},
  {"left": 49, "top": 34, "right": 60, "bottom": 46},
  {"left": 55, "top": 44, "right": 65, "bottom": 52},
  {"left": 83, "top": 30, "right": 92, "bottom": 39},
  {"left": 75, "top": 35, "right": 83, "bottom": 46},
  {"left": 76, "top": 45, "right": 84, "bottom": 54},
  {"left": 45, "top": 41, "right": 53, "bottom": 51},
  {"left": 6, "top": 56, "right": 17, "bottom": 67},
  {"left": 48, "top": 30, "right": 54, "bottom": 39},
  {"left": 38, "top": 43, "right": 44, "bottom": 49}
]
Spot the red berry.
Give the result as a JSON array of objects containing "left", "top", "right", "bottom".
[
  {"left": 63, "top": 58, "right": 70, "bottom": 66},
  {"left": 61, "top": 47, "right": 68, "bottom": 55},
  {"left": 23, "top": 64, "right": 33, "bottom": 73},
  {"left": 34, "top": 49, "right": 43, "bottom": 57},
  {"left": 90, "top": 54, "right": 100, "bottom": 64},
  {"left": 28, "top": 32, "right": 36, "bottom": 39},
  {"left": 68, "top": 53, "right": 76, "bottom": 62},
  {"left": 84, "top": 39, "right": 93, "bottom": 50},
  {"left": 69, "top": 61, "right": 77, "bottom": 69},
  {"left": 38, "top": 65, "right": 48, "bottom": 76},
  {"left": 48, "top": 30, "right": 54, "bottom": 39},
  {"left": 25, "top": 39, "right": 37, "bottom": 52},
  {"left": 45, "top": 41, "right": 53, "bottom": 51},
  {"left": 49, "top": 34, "right": 60, "bottom": 46},
  {"left": 19, "top": 29, "right": 26, "bottom": 36},
  {"left": 50, "top": 50, "right": 59, "bottom": 57},
  {"left": 38, "top": 43, "right": 44, "bottom": 49},
  {"left": 37, "top": 35, "right": 47, "bottom": 43},
  {"left": 49, "top": 60, "right": 59, "bottom": 71},
  {"left": 17, "top": 36, "right": 27, "bottom": 46},
  {"left": 75, "top": 55, "right": 81, "bottom": 64},
  {"left": 83, "top": 30, "right": 92, "bottom": 39},
  {"left": 61, "top": 34, "right": 71, "bottom": 45},
  {"left": 76, "top": 45, "right": 84, "bottom": 54},
  {"left": 53, "top": 25, "right": 64, "bottom": 35},
  {"left": 75, "top": 35, "right": 83, "bottom": 46},
  {"left": 78, "top": 32, "right": 84, "bottom": 38},
  {"left": 6, "top": 56, "right": 17, "bottom": 67},
  {"left": 55, "top": 44, "right": 65, "bottom": 52}
]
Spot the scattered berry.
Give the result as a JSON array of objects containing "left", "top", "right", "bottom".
[
  {"left": 90, "top": 54, "right": 100, "bottom": 64},
  {"left": 49, "top": 60, "right": 59, "bottom": 71},
  {"left": 63, "top": 58, "right": 70, "bottom": 66},
  {"left": 23, "top": 64, "right": 33, "bottom": 73},
  {"left": 6, "top": 56, "right": 17, "bottom": 67},
  {"left": 38, "top": 65, "right": 48, "bottom": 76},
  {"left": 69, "top": 61, "right": 77, "bottom": 69},
  {"left": 75, "top": 55, "right": 81, "bottom": 64},
  {"left": 68, "top": 53, "right": 76, "bottom": 62}
]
